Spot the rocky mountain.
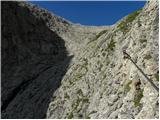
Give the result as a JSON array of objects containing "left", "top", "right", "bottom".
[{"left": 1, "top": 1, "right": 159, "bottom": 119}]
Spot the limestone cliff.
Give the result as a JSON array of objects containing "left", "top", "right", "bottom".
[{"left": 1, "top": 1, "right": 159, "bottom": 119}]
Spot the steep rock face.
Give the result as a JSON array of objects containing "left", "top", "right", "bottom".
[
  {"left": 1, "top": 1, "right": 72, "bottom": 118},
  {"left": 1, "top": 0, "right": 159, "bottom": 119},
  {"left": 1, "top": 1, "right": 107, "bottom": 118},
  {"left": 46, "top": 0, "right": 159, "bottom": 119}
]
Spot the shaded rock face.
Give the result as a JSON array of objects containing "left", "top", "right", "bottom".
[
  {"left": 1, "top": 1, "right": 159, "bottom": 119},
  {"left": 2, "top": 1, "right": 72, "bottom": 118}
]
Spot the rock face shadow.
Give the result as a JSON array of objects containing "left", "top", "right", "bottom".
[{"left": 1, "top": 1, "right": 73, "bottom": 118}]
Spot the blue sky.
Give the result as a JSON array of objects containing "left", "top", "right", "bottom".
[{"left": 29, "top": 1, "right": 146, "bottom": 26}]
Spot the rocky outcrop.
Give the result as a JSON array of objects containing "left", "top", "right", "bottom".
[{"left": 1, "top": 0, "right": 159, "bottom": 119}]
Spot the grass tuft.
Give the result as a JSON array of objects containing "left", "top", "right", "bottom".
[
  {"left": 133, "top": 89, "right": 143, "bottom": 107},
  {"left": 144, "top": 54, "right": 152, "bottom": 60},
  {"left": 124, "top": 80, "right": 132, "bottom": 93},
  {"left": 154, "top": 73, "right": 159, "bottom": 81},
  {"left": 139, "top": 39, "right": 147, "bottom": 43},
  {"left": 107, "top": 38, "right": 116, "bottom": 51}
]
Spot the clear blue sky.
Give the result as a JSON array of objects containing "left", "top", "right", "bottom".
[{"left": 29, "top": 1, "right": 146, "bottom": 26}]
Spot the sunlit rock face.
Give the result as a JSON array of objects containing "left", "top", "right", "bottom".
[{"left": 1, "top": 0, "right": 159, "bottom": 119}]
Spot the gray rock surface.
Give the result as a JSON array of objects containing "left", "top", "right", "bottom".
[{"left": 1, "top": 0, "right": 159, "bottom": 119}]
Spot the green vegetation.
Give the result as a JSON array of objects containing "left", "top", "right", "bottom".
[
  {"left": 69, "top": 73, "right": 83, "bottom": 86},
  {"left": 102, "top": 52, "right": 106, "bottom": 57},
  {"left": 95, "top": 29, "right": 108, "bottom": 40},
  {"left": 85, "top": 116, "right": 91, "bottom": 119},
  {"left": 77, "top": 89, "right": 89, "bottom": 103},
  {"left": 124, "top": 80, "right": 132, "bottom": 93},
  {"left": 67, "top": 89, "right": 90, "bottom": 119},
  {"left": 103, "top": 74, "right": 107, "bottom": 79},
  {"left": 110, "top": 63, "right": 115, "bottom": 68},
  {"left": 67, "top": 112, "right": 73, "bottom": 119},
  {"left": 139, "top": 39, "right": 147, "bottom": 43},
  {"left": 133, "top": 89, "right": 143, "bottom": 107},
  {"left": 77, "top": 89, "right": 83, "bottom": 96},
  {"left": 69, "top": 80, "right": 74, "bottom": 86},
  {"left": 76, "top": 74, "right": 83, "bottom": 79},
  {"left": 117, "top": 9, "right": 141, "bottom": 34},
  {"left": 83, "top": 58, "right": 88, "bottom": 62},
  {"left": 70, "top": 74, "right": 83, "bottom": 84},
  {"left": 74, "top": 99, "right": 81, "bottom": 109},
  {"left": 107, "top": 38, "right": 116, "bottom": 51},
  {"left": 68, "top": 59, "right": 89, "bottom": 86},
  {"left": 68, "top": 99, "right": 81, "bottom": 118},
  {"left": 144, "top": 54, "right": 152, "bottom": 60},
  {"left": 64, "top": 93, "right": 70, "bottom": 99},
  {"left": 82, "top": 97, "right": 89, "bottom": 103},
  {"left": 78, "top": 114, "right": 83, "bottom": 118},
  {"left": 154, "top": 73, "right": 159, "bottom": 81},
  {"left": 82, "top": 59, "right": 89, "bottom": 71}
]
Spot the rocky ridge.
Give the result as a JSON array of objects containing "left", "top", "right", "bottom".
[{"left": 1, "top": 1, "right": 159, "bottom": 119}]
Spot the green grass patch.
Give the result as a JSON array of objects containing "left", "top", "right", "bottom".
[
  {"left": 67, "top": 112, "right": 73, "bottom": 119},
  {"left": 124, "top": 80, "right": 132, "bottom": 92},
  {"left": 133, "top": 89, "right": 143, "bottom": 107},
  {"left": 77, "top": 89, "right": 83, "bottom": 96},
  {"left": 82, "top": 98, "right": 89, "bottom": 103},
  {"left": 144, "top": 54, "right": 152, "bottom": 60},
  {"left": 64, "top": 93, "right": 70, "bottom": 99},
  {"left": 97, "top": 60, "right": 100, "bottom": 65},
  {"left": 154, "top": 73, "right": 159, "bottom": 81},
  {"left": 81, "top": 60, "right": 89, "bottom": 71},
  {"left": 69, "top": 96, "right": 89, "bottom": 119},
  {"left": 83, "top": 58, "right": 88, "bottom": 62},
  {"left": 78, "top": 114, "right": 83, "bottom": 118},
  {"left": 95, "top": 29, "right": 108, "bottom": 39},
  {"left": 107, "top": 38, "right": 116, "bottom": 51},
  {"left": 75, "top": 74, "right": 83, "bottom": 80},
  {"left": 69, "top": 80, "right": 74, "bottom": 85},
  {"left": 85, "top": 116, "right": 90, "bottom": 119},
  {"left": 71, "top": 99, "right": 81, "bottom": 112},
  {"left": 139, "top": 39, "right": 147, "bottom": 43},
  {"left": 117, "top": 9, "right": 141, "bottom": 34}
]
